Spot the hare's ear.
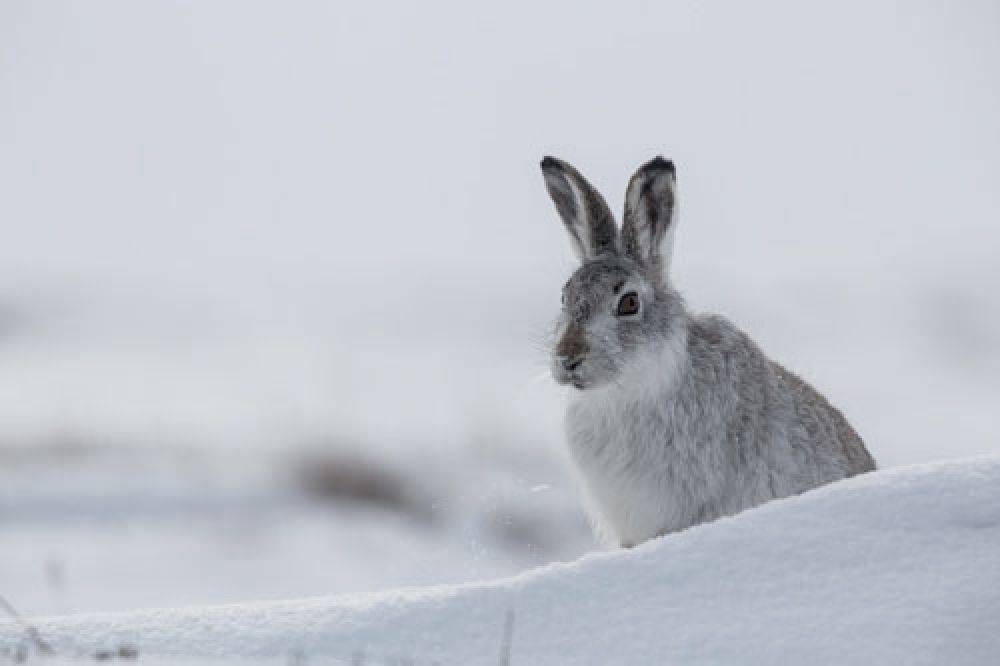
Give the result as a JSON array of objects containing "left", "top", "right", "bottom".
[
  {"left": 541, "top": 156, "right": 618, "bottom": 261},
  {"left": 621, "top": 157, "right": 677, "bottom": 273}
]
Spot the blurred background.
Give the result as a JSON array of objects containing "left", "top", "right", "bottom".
[{"left": 1, "top": 0, "right": 998, "bottom": 617}]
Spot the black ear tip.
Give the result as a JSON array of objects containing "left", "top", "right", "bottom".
[
  {"left": 645, "top": 156, "right": 676, "bottom": 175},
  {"left": 540, "top": 156, "right": 561, "bottom": 171}
]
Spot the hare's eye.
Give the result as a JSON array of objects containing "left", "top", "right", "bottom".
[{"left": 616, "top": 292, "right": 639, "bottom": 317}]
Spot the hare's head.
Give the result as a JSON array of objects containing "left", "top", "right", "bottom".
[{"left": 542, "top": 156, "right": 685, "bottom": 390}]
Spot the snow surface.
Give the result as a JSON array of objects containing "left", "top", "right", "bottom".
[
  {"left": 1, "top": 0, "right": 999, "bottom": 641},
  {"left": 4, "top": 457, "right": 999, "bottom": 665}
]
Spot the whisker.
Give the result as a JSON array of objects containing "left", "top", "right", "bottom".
[{"left": 526, "top": 368, "right": 553, "bottom": 386}]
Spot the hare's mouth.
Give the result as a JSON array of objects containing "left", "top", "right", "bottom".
[
  {"left": 562, "top": 370, "right": 594, "bottom": 391},
  {"left": 552, "top": 353, "right": 612, "bottom": 390},
  {"left": 552, "top": 362, "right": 587, "bottom": 390}
]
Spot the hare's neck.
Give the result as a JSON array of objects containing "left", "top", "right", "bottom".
[{"left": 620, "top": 325, "right": 689, "bottom": 399}]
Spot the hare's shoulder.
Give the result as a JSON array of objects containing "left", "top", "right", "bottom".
[
  {"left": 687, "top": 312, "right": 876, "bottom": 475},
  {"left": 685, "top": 312, "right": 832, "bottom": 411},
  {"left": 685, "top": 312, "right": 772, "bottom": 376},
  {"left": 686, "top": 312, "right": 743, "bottom": 344}
]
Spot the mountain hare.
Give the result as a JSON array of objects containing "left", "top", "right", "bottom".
[{"left": 541, "top": 156, "right": 875, "bottom": 548}]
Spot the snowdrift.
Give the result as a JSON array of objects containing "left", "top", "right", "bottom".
[{"left": 3, "top": 457, "right": 999, "bottom": 664}]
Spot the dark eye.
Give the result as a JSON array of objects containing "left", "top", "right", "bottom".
[{"left": 616, "top": 291, "right": 639, "bottom": 316}]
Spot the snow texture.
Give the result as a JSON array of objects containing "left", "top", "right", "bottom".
[
  {"left": 1, "top": 0, "right": 999, "bottom": 658},
  {"left": 4, "top": 456, "right": 999, "bottom": 665}
]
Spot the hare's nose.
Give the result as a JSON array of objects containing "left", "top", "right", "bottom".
[{"left": 562, "top": 356, "right": 584, "bottom": 372}]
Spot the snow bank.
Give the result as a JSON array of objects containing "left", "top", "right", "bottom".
[{"left": 4, "top": 456, "right": 998, "bottom": 664}]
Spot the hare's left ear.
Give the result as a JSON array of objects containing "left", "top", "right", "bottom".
[
  {"left": 541, "top": 156, "right": 618, "bottom": 261},
  {"left": 621, "top": 157, "right": 677, "bottom": 273}
]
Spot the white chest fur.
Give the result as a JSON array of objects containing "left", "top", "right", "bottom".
[{"left": 562, "top": 339, "right": 709, "bottom": 546}]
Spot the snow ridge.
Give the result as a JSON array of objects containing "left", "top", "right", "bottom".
[{"left": 3, "top": 457, "right": 999, "bottom": 665}]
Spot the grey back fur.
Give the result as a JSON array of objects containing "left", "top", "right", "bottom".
[{"left": 541, "top": 156, "right": 875, "bottom": 548}]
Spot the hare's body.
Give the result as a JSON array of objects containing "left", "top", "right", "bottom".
[
  {"left": 567, "top": 308, "right": 873, "bottom": 546},
  {"left": 540, "top": 156, "right": 875, "bottom": 547}
]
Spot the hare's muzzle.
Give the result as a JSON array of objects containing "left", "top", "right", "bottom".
[
  {"left": 561, "top": 356, "right": 583, "bottom": 373},
  {"left": 552, "top": 354, "right": 587, "bottom": 389}
]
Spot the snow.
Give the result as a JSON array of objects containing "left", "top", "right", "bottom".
[
  {"left": 0, "top": 0, "right": 999, "bottom": 657},
  {"left": 0, "top": 447, "right": 590, "bottom": 616},
  {"left": 4, "top": 456, "right": 999, "bottom": 664}
]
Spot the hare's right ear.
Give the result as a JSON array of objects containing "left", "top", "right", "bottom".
[
  {"left": 541, "top": 157, "right": 618, "bottom": 261},
  {"left": 621, "top": 156, "right": 677, "bottom": 274}
]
